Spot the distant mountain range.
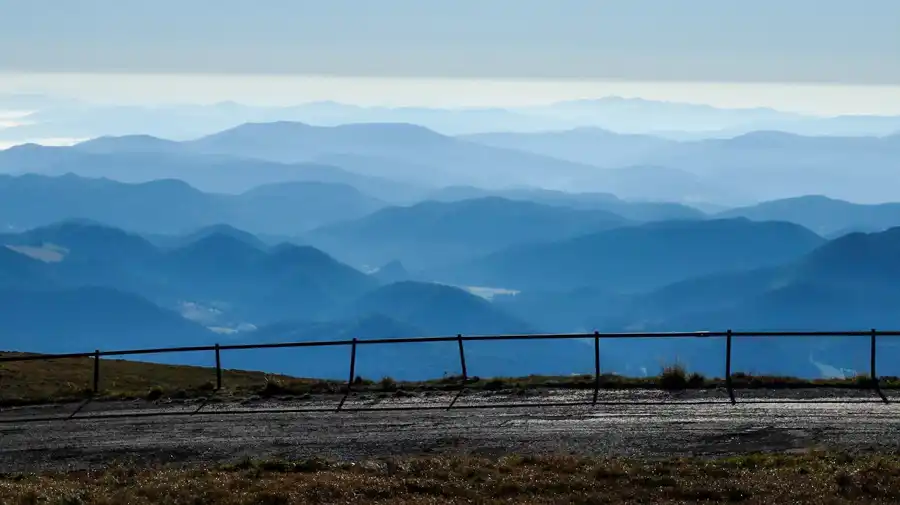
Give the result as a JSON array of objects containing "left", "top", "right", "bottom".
[
  {"left": 649, "top": 132, "right": 900, "bottom": 203},
  {"left": 0, "top": 286, "right": 214, "bottom": 353},
  {"left": 717, "top": 195, "right": 900, "bottom": 237},
  {"left": 0, "top": 172, "right": 715, "bottom": 247},
  {"left": 3, "top": 111, "right": 900, "bottom": 380},
  {"left": 487, "top": 225, "right": 900, "bottom": 378},
  {"left": 186, "top": 121, "right": 598, "bottom": 190},
  {"left": 0, "top": 123, "right": 606, "bottom": 196},
  {"left": 598, "top": 227, "right": 900, "bottom": 377},
  {"left": 306, "top": 197, "right": 632, "bottom": 270},
  {"left": 427, "top": 186, "right": 705, "bottom": 221},
  {"left": 146, "top": 223, "right": 270, "bottom": 251},
  {"left": 5, "top": 96, "right": 900, "bottom": 140},
  {"left": 4, "top": 119, "right": 900, "bottom": 204},
  {"left": 461, "top": 129, "right": 743, "bottom": 202},
  {"left": 463, "top": 129, "right": 900, "bottom": 203},
  {"left": 0, "top": 173, "right": 385, "bottom": 235},
  {"left": 3, "top": 214, "right": 900, "bottom": 379},
  {"left": 0, "top": 142, "right": 422, "bottom": 200},
  {"left": 0, "top": 221, "right": 374, "bottom": 321},
  {"left": 7, "top": 169, "right": 900, "bottom": 288},
  {"left": 434, "top": 218, "right": 826, "bottom": 292},
  {"left": 461, "top": 127, "right": 676, "bottom": 168},
  {"left": 0, "top": 221, "right": 541, "bottom": 377},
  {"left": 345, "top": 281, "right": 533, "bottom": 336}
]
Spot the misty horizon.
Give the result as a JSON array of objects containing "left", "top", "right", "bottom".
[{"left": 4, "top": 73, "right": 900, "bottom": 117}]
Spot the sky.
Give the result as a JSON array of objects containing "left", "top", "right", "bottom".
[{"left": 1, "top": 0, "right": 899, "bottom": 114}]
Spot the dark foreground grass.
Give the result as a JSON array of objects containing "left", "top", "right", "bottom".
[
  {"left": 2, "top": 351, "right": 897, "bottom": 407},
  {"left": 3, "top": 452, "right": 900, "bottom": 504}
]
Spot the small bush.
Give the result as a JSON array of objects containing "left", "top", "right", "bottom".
[
  {"left": 659, "top": 364, "right": 689, "bottom": 391},
  {"left": 687, "top": 372, "right": 706, "bottom": 388},
  {"left": 853, "top": 374, "right": 875, "bottom": 388},
  {"left": 379, "top": 376, "right": 398, "bottom": 392},
  {"left": 146, "top": 386, "right": 163, "bottom": 401},
  {"left": 484, "top": 379, "right": 505, "bottom": 391},
  {"left": 197, "top": 381, "right": 216, "bottom": 392},
  {"left": 260, "top": 376, "right": 288, "bottom": 397},
  {"left": 294, "top": 457, "right": 330, "bottom": 473},
  {"left": 310, "top": 381, "right": 336, "bottom": 394},
  {"left": 258, "top": 460, "right": 293, "bottom": 473}
]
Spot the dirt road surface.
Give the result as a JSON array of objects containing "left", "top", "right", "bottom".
[{"left": 2, "top": 389, "right": 899, "bottom": 472}]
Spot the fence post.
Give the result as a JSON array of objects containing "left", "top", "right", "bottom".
[
  {"left": 92, "top": 349, "right": 100, "bottom": 395},
  {"left": 215, "top": 343, "right": 222, "bottom": 390},
  {"left": 725, "top": 330, "right": 735, "bottom": 404},
  {"left": 871, "top": 329, "right": 888, "bottom": 403},
  {"left": 871, "top": 328, "right": 877, "bottom": 382},
  {"left": 336, "top": 338, "right": 360, "bottom": 412},
  {"left": 448, "top": 334, "right": 469, "bottom": 410},
  {"left": 348, "top": 338, "right": 358, "bottom": 390},
  {"left": 593, "top": 331, "right": 600, "bottom": 405},
  {"left": 457, "top": 334, "right": 468, "bottom": 381}
]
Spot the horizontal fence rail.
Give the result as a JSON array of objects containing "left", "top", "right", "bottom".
[
  {"left": 1, "top": 329, "right": 898, "bottom": 422},
  {"left": 5, "top": 330, "right": 900, "bottom": 363}
]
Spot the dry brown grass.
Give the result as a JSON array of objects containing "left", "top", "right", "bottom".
[
  {"left": 0, "top": 352, "right": 337, "bottom": 406},
  {"left": 2, "top": 452, "right": 900, "bottom": 504},
  {"left": 2, "top": 351, "right": 898, "bottom": 407}
]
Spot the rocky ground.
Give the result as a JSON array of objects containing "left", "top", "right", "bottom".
[{"left": 2, "top": 388, "right": 899, "bottom": 473}]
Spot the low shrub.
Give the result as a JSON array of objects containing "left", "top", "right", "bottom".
[
  {"left": 659, "top": 364, "right": 689, "bottom": 391},
  {"left": 379, "top": 376, "right": 398, "bottom": 392}
]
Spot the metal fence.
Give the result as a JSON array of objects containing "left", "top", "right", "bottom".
[{"left": 1, "top": 329, "right": 899, "bottom": 418}]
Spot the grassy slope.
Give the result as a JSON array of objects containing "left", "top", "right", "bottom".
[
  {"left": 3, "top": 453, "right": 900, "bottom": 504},
  {"left": 0, "top": 352, "right": 327, "bottom": 406},
  {"left": 1, "top": 352, "right": 897, "bottom": 406}
]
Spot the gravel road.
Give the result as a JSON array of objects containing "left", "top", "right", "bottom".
[{"left": 2, "top": 388, "right": 899, "bottom": 473}]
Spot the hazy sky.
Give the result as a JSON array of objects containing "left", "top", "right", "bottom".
[
  {"left": 1, "top": 0, "right": 898, "bottom": 114},
  {"left": 2, "top": 0, "right": 898, "bottom": 83}
]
